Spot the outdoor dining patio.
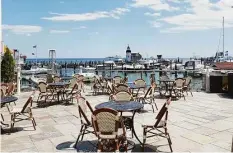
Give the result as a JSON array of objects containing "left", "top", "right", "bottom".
[{"left": 1, "top": 75, "right": 233, "bottom": 152}]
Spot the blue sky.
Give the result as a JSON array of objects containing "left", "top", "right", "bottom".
[{"left": 2, "top": 0, "right": 233, "bottom": 58}]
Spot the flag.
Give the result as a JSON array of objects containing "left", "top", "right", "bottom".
[
  {"left": 33, "top": 45, "right": 37, "bottom": 48},
  {"left": 225, "top": 51, "right": 228, "bottom": 57}
]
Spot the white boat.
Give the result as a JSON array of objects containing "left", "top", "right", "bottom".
[
  {"left": 168, "top": 63, "right": 184, "bottom": 70},
  {"left": 21, "top": 66, "right": 52, "bottom": 75},
  {"left": 78, "top": 66, "right": 96, "bottom": 82},
  {"left": 184, "top": 59, "right": 204, "bottom": 71},
  {"left": 96, "top": 60, "right": 117, "bottom": 70}
]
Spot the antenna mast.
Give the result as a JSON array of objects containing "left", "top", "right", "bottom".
[{"left": 223, "top": 16, "right": 224, "bottom": 56}]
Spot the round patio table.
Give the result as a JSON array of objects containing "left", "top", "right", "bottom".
[
  {"left": 128, "top": 83, "right": 147, "bottom": 97},
  {"left": 1, "top": 96, "right": 18, "bottom": 107},
  {"left": 95, "top": 101, "right": 144, "bottom": 145},
  {"left": 48, "top": 82, "right": 70, "bottom": 102}
]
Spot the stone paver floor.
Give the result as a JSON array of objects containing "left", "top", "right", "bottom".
[{"left": 1, "top": 86, "right": 233, "bottom": 152}]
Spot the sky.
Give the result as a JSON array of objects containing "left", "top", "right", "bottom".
[{"left": 2, "top": 0, "right": 233, "bottom": 58}]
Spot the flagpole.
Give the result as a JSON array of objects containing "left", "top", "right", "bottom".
[{"left": 35, "top": 45, "right": 37, "bottom": 66}]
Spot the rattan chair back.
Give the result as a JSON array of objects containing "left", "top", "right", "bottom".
[
  {"left": 134, "top": 79, "right": 146, "bottom": 88},
  {"left": 184, "top": 76, "right": 192, "bottom": 86},
  {"left": 1, "top": 84, "right": 8, "bottom": 97},
  {"left": 92, "top": 108, "right": 119, "bottom": 135},
  {"left": 21, "top": 91, "right": 35, "bottom": 113},
  {"left": 0, "top": 89, "right": 3, "bottom": 98},
  {"left": 53, "top": 76, "right": 61, "bottom": 83},
  {"left": 175, "top": 78, "right": 185, "bottom": 88},
  {"left": 69, "top": 77, "right": 77, "bottom": 88},
  {"left": 114, "top": 84, "right": 130, "bottom": 93},
  {"left": 77, "top": 96, "right": 93, "bottom": 125},
  {"left": 38, "top": 82, "right": 47, "bottom": 93},
  {"left": 113, "top": 76, "right": 122, "bottom": 84},
  {"left": 154, "top": 97, "right": 171, "bottom": 127},
  {"left": 114, "top": 91, "right": 133, "bottom": 102}
]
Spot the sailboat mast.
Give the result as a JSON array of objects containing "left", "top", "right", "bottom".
[{"left": 223, "top": 16, "right": 224, "bottom": 56}]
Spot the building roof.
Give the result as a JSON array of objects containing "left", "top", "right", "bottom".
[
  {"left": 126, "top": 45, "right": 131, "bottom": 53},
  {"left": 213, "top": 62, "right": 233, "bottom": 70}
]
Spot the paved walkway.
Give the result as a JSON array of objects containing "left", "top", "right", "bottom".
[{"left": 1, "top": 87, "right": 233, "bottom": 152}]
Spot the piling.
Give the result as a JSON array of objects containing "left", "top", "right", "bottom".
[
  {"left": 150, "top": 73, "right": 155, "bottom": 84},
  {"left": 175, "top": 64, "right": 178, "bottom": 78}
]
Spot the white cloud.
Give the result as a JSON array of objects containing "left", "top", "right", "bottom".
[
  {"left": 2, "top": 24, "right": 42, "bottom": 35},
  {"left": 42, "top": 7, "right": 130, "bottom": 21},
  {"left": 166, "top": 0, "right": 181, "bottom": 3},
  {"left": 150, "top": 21, "right": 162, "bottom": 27},
  {"left": 73, "top": 26, "right": 87, "bottom": 30},
  {"left": 131, "top": 0, "right": 180, "bottom": 11},
  {"left": 160, "top": 0, "right": 233, "bottom": 32},
  {"left": 89, "top": 32, "right": 99, "bottom": 35},
  {"left": 50, "top": 30, "right": 70, "bottom": 34},
  {"left": 144, "top": 12, "right": 161, "bottom": 16}
]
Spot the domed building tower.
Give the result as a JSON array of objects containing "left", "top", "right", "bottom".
[{"left": 126, "top": 45, "right": 131, "bottom": 62}]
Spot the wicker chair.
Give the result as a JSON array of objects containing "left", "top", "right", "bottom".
[
  {"left": 74, "top": 96, "right": 95, "bottom": 147},
  {"left": 142, "top": 97, "right": 173, "bottom": 152},
  {"left": 69, "top": 77, "right": 78, "bottom": 89},
  {"left": 174, "top": 78, "right": 185, "bottom": 100},
  {"left": 133, "top": 79, "right": 146, "bottom": 95},
  {"left": 183, "top": 76, "right": 193, "bottom": 96},
  {"left": 112, "top": 91, "right": 134, "bottom": 138},
  {"left": 0, "top": 89, "right": 3, "bottom": 98},
  {"left": 1, "top": 84, "right": 8, "bottom": 97},
  {"left": 114, "top": 84, "right": 130, "bottom": 93},
  {"left": 7, "top": 82, "right": 16, "bottom": 96},
  {"left": 107, "top": 82, "right": 115, "bottom": 100},
  {"left": 37, "top": 82, "right": 54, "bottom": 104},
  {"left": 53, "top": 76, "right": 61, "bottom": 83},
  {"left": 66, "top": 83, "right": 81, "bottom": 103},
  {"left": 93, "top": 77, "right": 106, "bottom": 95},
  {"left": 122, "top": 76, "right": 128, "bottom": 84},
  {"left": 134, "top": 79, "right": 146, "bottom": 88},
  {"left": 113, "top": 76, "right": 122, "bottom": 84},
  {"left": 6, "top": 92, "right": 36, "bottom": 131},
  {"left": 138, "top": 83, "right": 158, "bottom": 113},
  {"left": 92, "top": 108, "right": 127, "bottom": 152},
  {"left": 112, "top": 91, "right": 133, "bottom": 102}
]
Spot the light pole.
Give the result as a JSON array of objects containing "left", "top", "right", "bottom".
[{"left": 14, "top": 49, "right": 21, "bottom": 95}]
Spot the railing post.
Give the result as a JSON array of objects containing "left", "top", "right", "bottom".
[
  {"left": 175, "top": 64, "right": 178, "bottom": 78},
  {"left": 206, "top": 68, "right": 210, "bottom": 93}
]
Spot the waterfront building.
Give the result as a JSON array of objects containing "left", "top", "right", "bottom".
[
  {"left": 126, "top": 45, "right": 131, "bottom": 62},
  {"left": 125, "top": 45, "right": 142, "bottom": 63}
]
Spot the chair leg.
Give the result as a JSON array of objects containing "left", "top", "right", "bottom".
[
  {"left": 81, "top": 126, "right": 87, "bottom": 141},
  {"left": 190, "top": 90, "right": 193, "bottom": 97},
  {"left": 10, "top": 114, "right": 14, "bottom": 132},
  {"left": 165, "top": 128, "right": 173, "bottom": 152},
  {"left": 97, "top": 140, "right": 102, "bottom": 152},
  {"left": 33, "top": 117, "right": 37, "bottom": 126},
  {"left": 167, "top": 133, "right": 173, "bottom": 152},
  {"left": 142, "top": 127, "right": 147, "bottom": 152},
  {"left": 37, "top": 94, "right": 40, "bottom": 103},
  {"left": 151, "top": 104, "right": 155, "bottom": 113},
  {"left": 74, "top": 125, "right": 84, "bottom": 147},
  {"left": 32, "top": 119, "right": 36, "bottom": 130}
]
